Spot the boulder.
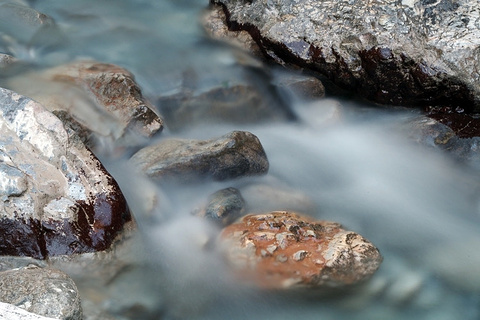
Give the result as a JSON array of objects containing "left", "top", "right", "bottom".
[
  {"left": 0, "top": 265, "right": 82, "bottom": 320},
  {"left": 195, "top": 187, "right": 246, "bottom": 225},
  {"left": 219, "top": 211, "right": 382, "bottom": 289},
  {"left": 8, "top": 61, "right": 163, "bottom": 145},
  {"left": 212, "top": 0, "right": 480, "bottom": 111},
  {"left": 130, "top": 131, "right": 269, "bottom": 182},
  {"left": 0, "top": 88, "right": 131, "bottom": 259}
]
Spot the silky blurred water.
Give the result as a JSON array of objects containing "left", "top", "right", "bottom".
[{"left": 2, "top": 0, "right": 480, "bottom": 319}]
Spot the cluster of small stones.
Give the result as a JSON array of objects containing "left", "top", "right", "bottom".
[{"left": 219, "top": 211, "right": 383, "bottom": 289}]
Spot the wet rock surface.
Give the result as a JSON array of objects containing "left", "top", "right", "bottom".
[
  {"left": 219, "top": 211, "right": 382, "bottom": 289},
  {"left": 212, "top": 0, "right": 480, "bottom": 110},
  {"left": 130, "top": 131, "right": 269, "bottom": 182},
  {"left": 0, "top": 265, "right": 82, "bottom": 320},
  {"left": 195, "top": 187, "right": 246, "bottom": 226},
  {"left": 8, "top": 61, "right": 163, "bottom": 145},
  {"left": 0, "top": 88, "right": 131, "bottom": 259}
]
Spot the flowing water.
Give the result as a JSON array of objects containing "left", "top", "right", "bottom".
[{"left": 2, "top": 0, "right": 480, "bottom": 319}]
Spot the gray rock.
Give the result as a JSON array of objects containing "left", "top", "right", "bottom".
[
  {"left": 0, "top": 87, "right": 131, "bottom": 259},
  {"left": 404, "top": 115, "right": 480, "bottom": 169},
  {"left": 0, "top": 265, "right": 82, "bottom": 320},
  {"left": 273, "top": 70, "right": 325, "bottom": 101},
  {"left": 202, "top": 4, "right": 263, "bottom": 57},
  {"left": 213, "top": 0, "right": 480, "bottom": 110},
  {"left": 195, "top": 187, "right": 246, "bottom": 225},
  {"left": 0, "top": 53, "right": 16, "bottom": 67},
  {"left": 7, "top": 61, "right": 163, "bottom": 148},
  {"left": 0, "top": 302, "right": 58, "bottom": 320},
  {"left": 130, "top": 131, "right": 269, "bottom": 182},
  {"left": 157, "top": 83, "right": 294, "bottom": 132}
]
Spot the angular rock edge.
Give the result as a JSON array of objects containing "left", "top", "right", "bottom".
[{"left": 211, "top": 1, "right": 479, "bottom": 111}]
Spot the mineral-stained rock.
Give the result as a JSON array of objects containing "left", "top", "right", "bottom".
[
  {"left": 130, "top": 131, "right": 269, "bottom": 182},
  {"left": 8, "top": 61, "right": 163, "bottom": 144},
  {"left": 195, "top": 187, "right": 246, "bottom": 225},
  {"left": 219, "top": 211, "right": 382, "bottom": 289},
  {"left": 0, "top": 265, "right": 82, "bottom": 320},
  {"left": 213, "top": 0, "right": 480, "bottom": 110},
  {"left": 0, "top": 87, "right": 131, "bottom": 259}
]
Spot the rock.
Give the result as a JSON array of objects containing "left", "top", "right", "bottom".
[
  {"left": 404, "top": 115, "right": 480, "bottom": 168},
  {"left": 0, "top": 87, "right": 131, "bottom": 259},
  {"left": 0, "top": 2, "right": 62, "bottom": 56},
  {"left": 0, "top": 265, "right": 82, "bottom": 320},
  {"left": 0, "top": 54, "right": 16, "bottom": 67},
  {"left": 202, "top": 4, "right": 263, "bottom": 57},
  {"left": 157, "top": 83, "right": 294, "bottom": 132},
  {"left": 0, "top": 302, "right": 58, "bottom": 320},
  {"left": 130, "top": 131, "right": 269, "bottom": 182},
  {"left": 7, "top": 61, "right": 163, "bottom": 146},
  {"left": 273, "top": 70, "right": 325, "bottom": 101},
  {"left": 195, "top": 187, "right": 246, "bottom": 226},
  {"left": 219, "top": 211, "right": 382, "bottom": 289},
  {"left": 213, "top": 0, "right": 480, "bottom": 110}
]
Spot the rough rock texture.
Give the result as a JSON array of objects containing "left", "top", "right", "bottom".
[
  {"left": 219, "top": 211, "right": 382, "bottom": 289},
  {"left": 0, "top": 88, "right": 131, "bottom": 259},
  {"left": 213, "top": 0, "right": 480, "bottom": 111},
  {"left": 130, "top": 131, "right": 269, "bottom": 182},
  {"left": 0, "top": 54, "right": 16, "bottom": 67},
  {"left": 202, "top": 4, "right": 263, "bottom": 56},
  {"left": 0, "top": 302, "right": 58, "bottom": 320},
  {"left": 195, "top": 187, "right": 246, "bottom": 225},
  {"left": 0, "top": 265, "right": 82, "bottom": 320},
  {"left": 8, "top": 61, "right": 163, "bottom": 143}
]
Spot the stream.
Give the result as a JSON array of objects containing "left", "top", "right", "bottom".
[{"left": 2, "top": 0, "right": 480, "bottom": 319}]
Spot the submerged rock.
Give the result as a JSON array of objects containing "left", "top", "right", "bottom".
[
  {"left": 0, "top": 265, "right": 82, "bottom": 320},
  {"left": 8, "top": 61, "right": 163, "bottom": 146},
  {"left": 213, "top": 0, "right": 480, "bottom": 110},
  {"left": 0, "top": 88, "right": 131, "bottom": 259},
  {"left": 130, "top": 131, "right": 269, "bottom": 182},
  {"left": 219, "top": 211, "right": 382, "bottom": 289},
  {"left": 195, "top": 187, "right": 246, "bottom": 226}
]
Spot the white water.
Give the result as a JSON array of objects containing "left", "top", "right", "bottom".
[{"left": 3, "top": 0, "right": 480, "bottom": 319}]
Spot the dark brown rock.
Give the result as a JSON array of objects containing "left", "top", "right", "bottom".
[
  {"left": 130, "top": 131, "right": 269, "bottom": 182},
  {"left": 219, "top": 211, "right": 382, "bottom": 289},
  {"left": 0, "top": 88, "right": 131, "bottom": 259}
]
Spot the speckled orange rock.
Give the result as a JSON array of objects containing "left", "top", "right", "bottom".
[{"left": 219, "top": 211, "right": 382, "bottom": 289}]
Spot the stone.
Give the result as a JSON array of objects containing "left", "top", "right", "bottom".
[
  {"left": 202, "top": 4, "right": 263, "bottom": 57},
  {"left": 157, "top": 83, "right": 295, "bottom": 132},
  {"left": 195, "top": 187, "right": 246, "bottom": 226},
  {"left": 219, "top": 211, "right": 382, "bottom": 289},
  {"left": 213, "top": 0, "right": 480, "bottom": 111},
  {"left": 0, "top": 265, "right": 82, "bottom": 320},
  {"left": 404, "top": 115, "right": 480, "bottom": 169},
  {"left": 273, "top": 70, "right": 325, "bottom": 101},
  {"left": 0, "top": 87, "right": 131, "bottom": 259},
  {"left": 0, "top": 302, "right": 58, "bottom": 320},
  {"left": 130, "top": 131, "right": 269, "bottom": 182},
  {"left": 7, "top": 61, "right": 163, "bottom": 146},
  {"left": 0, "top": 53, "right": 16, "bottom": 67}
]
